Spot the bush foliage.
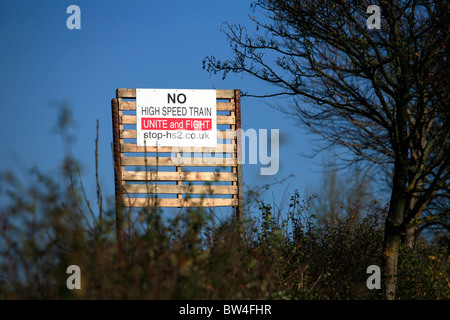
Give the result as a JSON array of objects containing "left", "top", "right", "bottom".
[{"left": 0, "top": 162, "right": 447, "bottom": 300}]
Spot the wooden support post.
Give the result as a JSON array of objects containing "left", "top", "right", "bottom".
[
  {"left": 234, "top": 89, "right": 244, "bottom": 221},
  {"left": 111, "top": 97, "right": 125, "bottom": 259},
  {"left": 176, "top": 152, "right": 182, "bottom": 206}
]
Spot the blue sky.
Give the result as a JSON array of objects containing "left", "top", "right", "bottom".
[{"left": 0, "top": 0, "right": 327, "bottom": 215}]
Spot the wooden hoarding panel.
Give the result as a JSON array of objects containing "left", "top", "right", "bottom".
[{"left": 112, "top": 88, "right": 242, "bottom": 209}]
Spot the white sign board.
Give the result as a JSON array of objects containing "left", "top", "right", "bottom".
[{"left": 136, "top": 89, "right": 217, "bottom": 147}]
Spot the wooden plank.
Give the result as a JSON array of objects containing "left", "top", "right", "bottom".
[
  {"left": 122, "top": 156, "right": 237, "bottom": 167},
  {"left": 217, "top": 102, "right": 234, "bottom": 111},
  {"left": 123, "top": 184, "right": 237, "bottom": 195},
  {"left": 121, "top": 115, "right": 135, "bottom": 124},
  {"left": 218, "top": 115, "right": 235, "bottom": 125},
  {"left": 121, "top": 115, "right": 235, "bottom": 125},
  {"left": 119, "top": 101, "right": 235, "bottom": 112},
  {"left": 117, "top": 88, "right": 136, "bottom": 98},
  {"left": 117, "top": 89, "right": 234, "bottom": 100},
  {"left": 119, "top": 100, "right": 136, "bottom": 110},
  {"left": 122, "top": 144, "right": 173, "bottom": 153},
  {"left": 123, "top": 171, "right": 237, "bottom": 182},
  {"left": 216, "top": 90, "right": 234, "bottom": 99},
  {"left": 121, "top": 143, "right": 235, "bottom": 154},
  {"left": 122, "top": 197, "right": 237, "bottom": 208},
  {"left": 122, "top": 130, "right": 137, "bottom": 139},
  {"left": 122, "top": 129, "right": 236, "bottom": 139}
]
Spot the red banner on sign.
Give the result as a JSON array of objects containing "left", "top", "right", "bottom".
[{"left": 141, "top": 118, "right": 212, "bottom": 131}]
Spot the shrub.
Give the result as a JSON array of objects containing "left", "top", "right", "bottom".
[{"left": 0, "top": 145, "right": 447, "bottom": 299}]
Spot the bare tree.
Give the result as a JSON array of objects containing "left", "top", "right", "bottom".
[
  {"left": 203, "top": 0, "right": 449, "bottom": 299},
  {"left": 308, "top": 157, "right": 377, "bottom": 229}
]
